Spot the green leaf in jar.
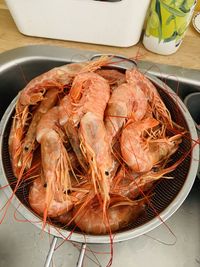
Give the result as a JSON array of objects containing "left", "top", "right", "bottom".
[
  {"left": 155, "top": 0, "right": 162, "bottom": 42},
  {"left": 160, "top": 0, "right": 187, "bottom": 16},
  {"left": 163, "top": 31, "right": 178, "bottom": 42},
  {"left": 166, "top": 14, "right": 175, "bottom": 25},
  {"left": 179, "top": 5, "right": 190, "bottom": 12},
  {"left": 179, "top": 0, "right": 192, "bottom": 12},
  {"left": 179, "top": 0, "right": 195, "bottom": 12},
  {"left": 145, "top": 22, "right": 151, "bottom": 37},
  {"left": 149, "top": 11, "right": 160, "bottom": 28}
]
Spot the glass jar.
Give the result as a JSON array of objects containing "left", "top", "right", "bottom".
[{"left": 143, "top": 0, "right": 197, "bottom": 55}]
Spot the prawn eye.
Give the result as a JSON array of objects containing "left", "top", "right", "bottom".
[
  {"left": 152, "top": 167, "right": 159, "bottom": 172},
  {"left": 43, "top": 183, "right": 47, "bottom": 188},
  {"left": 105, "top": 171, "right": 109, "bottom": 176},
  {"left": 24, "top": 146, "right": 29, "bottom": 152},
  {"left": 64, "top": 190, "right": 71, "bottom": 194}
]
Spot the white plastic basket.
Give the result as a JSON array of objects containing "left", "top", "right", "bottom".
[{"left": 5, "top": 0, "right": 150, "bottom": 47}]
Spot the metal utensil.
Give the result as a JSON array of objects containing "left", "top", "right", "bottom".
[{"left": 0, "top": 53, "right": 199, "bottom": 266}]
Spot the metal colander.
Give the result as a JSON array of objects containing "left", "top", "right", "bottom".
[{"left": 0, "top": 65, "right": 199, "bottom": 250}]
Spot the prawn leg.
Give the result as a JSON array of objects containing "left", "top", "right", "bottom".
[{"left": 64, "top": 120, "right": 88, "bottom": 172}]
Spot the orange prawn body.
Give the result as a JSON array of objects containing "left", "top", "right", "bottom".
[
  {"left": 29, "top": 177, "right": 91, "bottom": 219},
  {"left": 9, "top": 57, "right": 111, "bottom": 179},
  {"left": 70, "top": 72, "right": 110, "bottom": 124},
  {"left": 121, "top": 118, "right": 182, "bottom": 173},
  {"left": 69, "top": 72, "right": 114, "bottom": 206},
  {"left": 126, "top": 68, "right": 172, "bottom": 126},
  {"left": 58, "top": 94, "right": 73, "bottom": 126},
  {"left": 19, "top": 57, "right": 111, "bottom": 107},
  {"left": 74, "top": 196, "right": 146, "bottom": 234},
  {"left": 29, "top": 178, "right": 73, "bottom": 218},
  {"left": 111, "top": 166, "right": 178, "bottom": 200},
  {"left": 9, "top": 88, "right": 59, "bottom": 178},
  {"left": 79, "top": 113, "right": 114, "bottom": 201},
  {"left": 36, "top": 106, "right": 73, "bottom": 221},
  {"left": 105, "top": 70, "right": 148, "bottom": 145},
  {"left": 95, "top": 69, "right": 126, "bottom": 91}
]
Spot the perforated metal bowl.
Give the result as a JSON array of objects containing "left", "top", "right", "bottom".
[{"left": 0, "top": 60, "right": 199, "bottom": 245}]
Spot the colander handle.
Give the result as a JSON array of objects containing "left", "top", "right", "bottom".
[
  {"left": 44, "top": 237, "right": 86, "bottom": 267},
  {"left": 44, "top": 236, "right": 58, "bottom": 267},
  {"left": 77, "top": 243, "right": 87, "bottom": 267}
]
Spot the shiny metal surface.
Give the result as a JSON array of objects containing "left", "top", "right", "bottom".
[
  {"left": 44, "top": 237, "right": 58, "bottom": 267},
  {"left": 76, "top": 243, "right": 87, "bottom": 267},
  {"left": 0, "top": 46, "right": 200, "bottom": 266}
]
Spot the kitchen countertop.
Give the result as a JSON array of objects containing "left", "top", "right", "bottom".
[{"left": 0, "top": 0, "right": 200, "bottom": 70}]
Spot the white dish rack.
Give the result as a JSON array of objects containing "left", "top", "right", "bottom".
[{"left": 5, "top": 0, "right": 150, "bottom": 47}]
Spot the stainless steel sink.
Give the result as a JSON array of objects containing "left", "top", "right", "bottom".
[{"left": 0, "top": 46, "right": 199, "bottom": 267}]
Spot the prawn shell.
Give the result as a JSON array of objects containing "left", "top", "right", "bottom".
[
  {"left": 74, "top": 200, "right": 146, "bottom": 235},
  {"left": 29, "top": 178, "right": 73, "bottom": 218}
]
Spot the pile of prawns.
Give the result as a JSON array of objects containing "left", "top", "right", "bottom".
[{"left": 9, "top": 56, "right": 183, "bottom": 235}]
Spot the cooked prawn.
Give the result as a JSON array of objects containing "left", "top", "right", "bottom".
[
  {"left": 95, "top": 69, "right": 126, "bottom": 91},
  {"left": 36, "top": 106, "right": 72, "bottom": 222},
  {"left": 29, "top": 177, "right": 91, "bottom": 219},
  {"left": 69, "top": 72, "right": 110, "bottom": 124},
  {"left": 29, "top": 177, "right": 73, "bottom": 218},
  {"left": 105, "top": 72, "right": 148, "bottom": 145},
  {"left": 79, "top": 112, "right": 114, "bottom": 205},
  {"left": 111, "top": 164, "right": 178, "bottom": 199},
  {"left": 58, "top": 94, "right": 73, "bottom": 126},
  {"left": 126, "top": 68, "right": 172, "bottom": 126},
  {"left": 19, "top": 56, "right": 111, "bottom": 107},
  {"left": 74, "top": 196, "right": 146, "bottom": 234},
  {"left": 68, "top": 72, "right": 114, "bottom": 208},
  {"left": 9, "top": 57, "right": 111, "bottom": 179},
  {"left": 121, "top": 118, "right": 182, "bottom": 173},
  {"left": 14, "top": 88, "right": 59, "bottom": 178},
  {"left": 55, "top": 211, "right": 73, "bottom": 225}
]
